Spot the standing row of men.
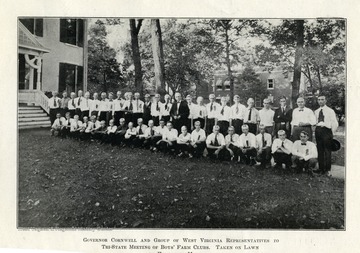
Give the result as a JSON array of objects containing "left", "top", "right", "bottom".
[{"left": 49, "top": 90, "right": 339, "bottom": 175}]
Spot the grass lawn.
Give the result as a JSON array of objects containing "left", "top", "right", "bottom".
[{"left": 18, "top": 129, "right": 344, "bottom": 229}]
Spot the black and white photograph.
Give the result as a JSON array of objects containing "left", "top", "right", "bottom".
[{"left": 17, "top": 17, "right": 346, "bottom": 230}]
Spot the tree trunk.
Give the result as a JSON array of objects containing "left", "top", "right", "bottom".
[
  {"left": 291, "top": 20, "right": 305, "bottom": 107},
  {"left": 150, "top": 19, "right": 166, "bottom": 95},
  {"left": 224, "top": 27, "right": 234, "bottom": 102},
  {"left": 129, "top": 19, "right": 143, "bottom": 96},
  {"left": 316, "top": 66, "right": 323, "bottom": 92}
]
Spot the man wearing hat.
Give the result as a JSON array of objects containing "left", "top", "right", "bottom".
[
  {"left": 206, "top": 94, "right": 220, "bottom": 135},
  {"left": 151, "top": 93, "right": 162, "bottom": 126},
  {"left": 314, "top": 94, "right": 339, "bottom": 175},
  {"left": 230, "top": 95, "right": 246, "bottom": 135}
]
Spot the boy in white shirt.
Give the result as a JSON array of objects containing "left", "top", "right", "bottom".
[
  {"left": 237, "top": 124, "right": 257, "bottom": 165},
  {"left": 156, "top": 121, "right": 178, "bottom": 154},
  {"left": 177, "top": 126, "right": 192, "bottom": 157},
  {"left": 271, "top": 130, "right": 293, "bottom": 170},
  {"left": 292, "top": 131, "right": 318, "bottom": 174},
  {"left": 206, "top": 125, "right": 226, "bottom": 160},
  {"left": 143, "top": 120, "right": 158, "bottom": 150},
  {"left": 133, "top": 118, "right": 148, "bottom": 147},
  {"left": 224, "top": 126, "right": 240, "bottom": 161},
  {"left": 70, "top": 114, "right": 83, "bottom": 139},
  {"left": 193, "top": 96, "right": 207, "bottom": 130},
  {"left": 205, "top": 94, "right": 220, "bottom": 134},
  {"left": 104, "top": 119, "right": 117, "bottom": 145},
  {"left": 190, "top": 120, "right": 207, "bottom": 158},
  {"left": 50, "top": 113, "right": 66, "bottom": 137},
  {"left": 151, "top": 93, "right": 162, "bottom": 125},
  {"left": 124, "top": 122, "right": 137, "bottom": 147}
]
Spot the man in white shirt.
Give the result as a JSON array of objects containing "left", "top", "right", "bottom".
[
  {"left": 133, "top": 118, "right": 148, "bottom": 147},
  {"left": 243, "top": 98, "right": 260, "bottom": 135},
  {"left": 70, "top": 114, "right": 83, "bottom": 139},
  {"left": 177, "top": 126, "right": 192, "bottom": 157},
  {"left": 314, "top": 94, "right": 339, "bottom": 175},
  {"left": 192, "top": 96, "right": 207, "bottom": 130},
  {"left": 67, "top": 92, "right": 77, "bottom": 118},
  {"left": 259, "top": 98, "right": 275, "bottom": 134},
  {"left": 106, "top": 92, "right": 115, "bottom": 125},
  {"left": 151, "top": 93, "right": 162, "bottom": 126},
  {"left": 90, "top": 92, "right": 100, "bottom": 117},
  {"left": 237, "top": 124, "right": 257, "bottom": 165},
  {"left": 74, "top": 90, "right": 84, "bottom": 117},
  {"left": 230, "top": 95, "right": 246, "bottom": 135},
  {"left": 186, "top": 95, "right": 196, "bottom": 131},
  {"left": 114, "top": 118, "right": 127, "bottom": 146},
  {"left": 79, "top": 116, "right": 90, "bottom": 140},
  {"left": 80, "top": 91, "right": 91, "bottom": 121},
  {"left": 292, "top": 131, "right": 318, "bottom": 174},
  {"left": 113, "top": 91, "right": 125, "bottom": 126},
  {"left": 190, "top": 120, "right": 207, "bottom": 158},
  {"left": 272, "top": 130, "right": 293, "bottom": 170},
  {"left": 50, "top": 112, "right": 66, "bottom": 137},
  {"left": 152, "top": 119, "right": 167, "bottom": 151},
  {"left": 85, "top": 115, "right": 100, "bottom": 140},
  {"left": 48, "top": 91, "right": 61, "bottom": 125},
  {"left": 255, "top": 124, "right": 272, "bottom": 169},
  {"left": 98, "top": 92, "right": 109, "bottom": 123},
  {"left": 205, "top": 94, "right": 220, "bottom": 135},
  {"left": 160, "top": 94, "right": 172, "bottom": 123},
  {"left": 217, "top": 96, "right": 232, "bottom": 136},
  {"left": 132, "top": 92, "right": 144, "bottom": 127},
  {"left": 156, "top": 121, "right": 178, "bottom": 154},
  {"left": 206, "top": 125, "right": 226, "bottom": 160},
  {"left": 124, "top": 121, "right": 137, "bottom": 147},
  {"left": 60, "top": 91, "right": 70, "bottom": 117},
  {"left": 143, "top": 120, "right": 158, "bottom": 150},
  {"left": 61, "top": 112, "right": 73, "bottom": 137},
  {"left": 103, "top": 119, "right": 117, "bottom": 145},
  {"left": 291, "top": 96, "right": 316, "bottom": 141},
  {"left": 93, "top": 120, "right": 107, "bottom": 141},
  {"left": 224, "top": 126, "right": 240, "bottom": 161}
]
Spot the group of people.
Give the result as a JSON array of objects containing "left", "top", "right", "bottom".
[{"left": 49, "top": 89, "right": 339, "bottom": 176}]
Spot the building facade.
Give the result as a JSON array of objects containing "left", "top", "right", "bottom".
[{"left": 18, "top": 18, "right": 88, "bottom": 98}]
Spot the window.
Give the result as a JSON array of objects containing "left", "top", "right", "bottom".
[
  {"left": 215, "top": 79, "right": 223, "bottom": 91},
  {"left": 267, "top": 79, "right": 274, "bottom": 89},
  {"left": 19, "top": 18, "right": 43, "bottom": 37},
  {"left": 59, "top": 63, "right": 83, "bottom": 93},
  {"left": 60, "top": 19, "right": 84, "bottom": 47},
  {"left": 223, "top": 80, "right": 231, "bottom": 91}
]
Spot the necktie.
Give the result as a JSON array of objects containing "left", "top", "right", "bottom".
[
  {"left": 299, "top": 109, "right": 304, "bottom": 112},
  {"left": 282, "top": 107, "right": 285, "bottom": 114},
  {"left": 197, "top": 134, "right": 200, "bottom": 140},
  {"left": 231, "top": 134, "right": 233, "bottom": 143},
  {"left": 236, "top": 105, "right": 239, "bottom": 114},
  {"left": 86, "top": 99, "right": 88, "bottom": 108},
  {"left": 72, "top": 98, "right": 75, "bottom": 107},
  {"left": 96, "top": 102, "right": 98, "bottom": 109},
  {"left": 246, "top": 140, "right": 249, "bottom": 147},
  {"left": 214, "top": 134, "right": 219, "bottom": 146},
  {"left": 151, "top": 128, "right": 154, "bottom": 136},
  {"left": 68, "top": 120, "right": 70, "bottom": 126},
  {"left": 200, "top": 108, "right": 202, "bottom": 117},
  {"left": 156, "top": 102, "right": 160, "bottom": 111},
  {"left": 221, "top": 106, "right": 225, "bottom": 115},
  {"left": 318, "top": 109, "right": 324, "bottom": 122},
  {"left": 110, "top": 100, "right": 113, "bottom": 110},
  {"left": 248, "top": 108, "right": 252, "bottom": 121},
  {"left": 136, "top": 100, "right": 139, "bottom": 111},
  {"left": 139, "top": 127, "right": 143, "bottom": 135},
  {"left": 262, "top": 133, "right": 265, "bottom": 147},
  {"left": 59, "top": 119, "right": 62, "bottom": 126},
  {"left": 129, "top": 100, "right": 133, "bottom": 111},
  {"left": 165, "top": 102, "right": 168, "bottom": 110},
  {"left": 210, "top": 102, "right": 213, "bottom": 112},
  {"left": 78, "top": 97, "right": 81, "bottom": 106},
  {"left": 281, "top": 141, "right": 285, "bottom": 148},
  {"left": 301, "top": 143, "right": 306, "bottom": 146},
  {"left": 53, "top": 98, "right": 56, "bottom": 107}
]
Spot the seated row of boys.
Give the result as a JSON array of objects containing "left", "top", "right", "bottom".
[{"left": 51, "top": 111, "right": 318, "bottom": 173}]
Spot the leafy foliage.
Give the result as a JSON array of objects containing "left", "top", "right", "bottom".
[
  {"left": 87, "top": 20, "right": 124, "bottom": 93},
  {"left": 238, "top": 64, "right": 268, "bottom": 102}
]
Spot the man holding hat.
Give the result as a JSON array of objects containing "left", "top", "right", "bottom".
[{"left": 314, "top": 94, "right": 339, "bottom": 175}]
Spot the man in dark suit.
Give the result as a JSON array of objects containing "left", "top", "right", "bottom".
[
  {"left": 273, "top": 96, "right": 292, "bottom": 138},
  {"left": 170, "top": 92, "right": 190, "bottom": 132}
]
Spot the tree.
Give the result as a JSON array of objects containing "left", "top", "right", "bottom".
[
  {"left": 150, "top": 19, "right": 166, "bottom": 94},
  {"left": 129, "top": 19, "right": 143, "bottom": 95},
  {"left": 238, "top": 64, "right": 268, "bottom": 103},
  {"left": 292, "top": 20, "right": 305, "bottom": 106},
  {"left": 87, "top": 20, "right": 124, "bottom": 93}
]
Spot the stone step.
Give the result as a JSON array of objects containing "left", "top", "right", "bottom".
[
  {"left": 18, "top": 113, "right": 48, "bottom": 118},
  {"left": 19, "top": 117, "right": 50, "bottom": 122},
  {"left": 18, "top": 120, "right": 51, "bottom": 126},
  {"left": 18, "top": 106, "right": 42, "bottom": 110},
  {"left": 19, "top": 124, "right": 51, "bottom": 130},
  {"left": 18, "top": 109, "right": 45, "bottom": 114}
]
